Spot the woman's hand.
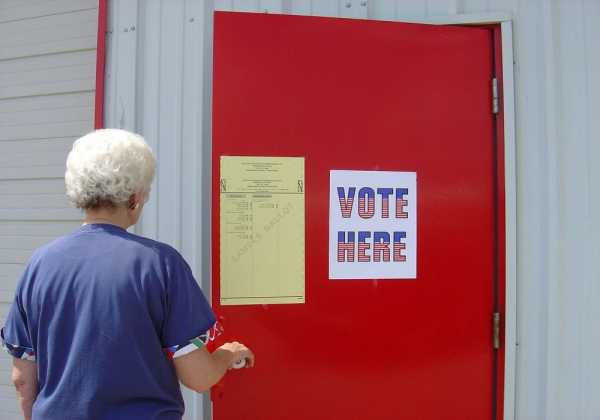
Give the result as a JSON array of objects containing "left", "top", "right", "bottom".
[
  {"left": 174, "top": 341, "right": 255, "bottom": 392},
  {"left": 219, "top": 341, "right": 255, "bottom": 368}
]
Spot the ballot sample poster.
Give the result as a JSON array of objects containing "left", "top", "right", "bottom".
[
  {"left": 329, "top": 170, "right": 417, "bottom": 279},
  {"left": 220, "top": 156, "right": 305, "bottom": 305}
]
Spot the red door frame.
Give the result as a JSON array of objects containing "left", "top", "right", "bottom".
[{"left": 94, "top": 0, "right": 108, "bottom": 129}]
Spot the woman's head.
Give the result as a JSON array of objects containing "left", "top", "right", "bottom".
[{"left": 65, "top": 129, "right": 155, "bottom": 211}]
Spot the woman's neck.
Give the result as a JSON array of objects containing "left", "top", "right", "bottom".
[{"left": 83, "top": 208, "right": 131, "bottom": 230}]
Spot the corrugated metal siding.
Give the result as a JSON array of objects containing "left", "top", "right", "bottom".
[
  {"left": 104, "top": 1, "right": 214, "bottom": 417},
  {"left": 0, "top": 1, "right": 99, "bottom": 418},
  {"left": 104, "top": 1, "right": 600, "bottom": 419}
]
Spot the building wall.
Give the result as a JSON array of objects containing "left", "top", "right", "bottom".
[
  {"left": 0, "top": 0, "right": 99, "bottom": 418},
  {"left": 103, "top": 1, "right": 598, "bottom": 420}
]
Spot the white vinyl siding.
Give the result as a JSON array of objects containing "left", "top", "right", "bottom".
[{"left": 0, "top": 1, "right": 98, "bottom": 418}]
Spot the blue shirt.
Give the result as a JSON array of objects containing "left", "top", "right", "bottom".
[{"left": 1, "top": 224, "right": 216, "bottom": 420}]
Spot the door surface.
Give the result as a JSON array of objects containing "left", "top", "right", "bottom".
[{"left": 212, "top": 11, "right": 502, "bottom": 420}]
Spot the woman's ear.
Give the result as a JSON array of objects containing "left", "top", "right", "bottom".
[{"left": 128, "top": 194, "right": 138, "bottom": 210}]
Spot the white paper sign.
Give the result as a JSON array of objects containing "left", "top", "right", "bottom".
[{"left": 329, "top": 170, "right": 417, "bottom": 279}]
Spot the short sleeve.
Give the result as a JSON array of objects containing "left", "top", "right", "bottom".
[
  {"left": 161, "top": 251, "right": 217, "bottom": 359},
  {"left": 1, "top": 289, "right": 35, "bottom": 361}
]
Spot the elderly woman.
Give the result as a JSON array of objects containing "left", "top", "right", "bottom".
[{"left": 1, "top": 129, "right": 254, "bottom": 420}]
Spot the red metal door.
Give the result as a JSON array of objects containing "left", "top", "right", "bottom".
[{"left": 212, "top": 12, "right": 503, "bottom": 420}]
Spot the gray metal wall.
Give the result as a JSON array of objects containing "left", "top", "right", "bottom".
[{"left": 104, "top": 1, "right": 600, "bottom": 419}]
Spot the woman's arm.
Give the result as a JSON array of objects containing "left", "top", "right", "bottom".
[
  {"left": 12, "top": 358, "right": 38, "bottom": 420},
  {"left": 173, "top": 341, "right": 254, "bottom": 393}
]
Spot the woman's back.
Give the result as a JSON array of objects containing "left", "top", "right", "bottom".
[{"left": 6, "top": 223, "right": 215, "bottom": 420}]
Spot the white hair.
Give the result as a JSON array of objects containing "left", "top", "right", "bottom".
[{"left": 65, "top": 129, "right": 156, "bottom": 209}]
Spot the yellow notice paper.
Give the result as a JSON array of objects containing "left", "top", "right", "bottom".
[{"left": 220, "top": 156, "right": 305, "bottom": 305}]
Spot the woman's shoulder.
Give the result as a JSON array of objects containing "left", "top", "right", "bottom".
[
  {"left": 122, "top": 231, "right": 185, "bottom": 262},
  {"left": 28, "top": 233, "right": 73, "bottom": 263},
  {"left": 124, "top": 234, "right": 192, "bottom": 278}
]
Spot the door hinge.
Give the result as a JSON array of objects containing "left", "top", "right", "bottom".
[
  {"left": 493, "top": 312, "right": 501, "bottom": 349},
  {"left": 492, "top": 77, "right": 499, "bottom": 114}
]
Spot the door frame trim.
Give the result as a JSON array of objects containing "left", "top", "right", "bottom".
[{"left": 499, "top": 20, "right": 517, "bottom": 420}]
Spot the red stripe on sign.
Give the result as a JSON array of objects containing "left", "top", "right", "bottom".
[
  {"left": 396, "top": 199, "right": 408, "bottom": 218},
  {"left": 338, "top": 197, "right": 354, "bottom": 218},
  {"left": 358, "top": 243, "right": 370, "bottom": 262},
  {"left": 393, "top": 242, "right": 406, "bottom": 262},
  {"left": 358, "top": 198, "right": 375, "bottom": 218},
  {"left": 381, "top": 198, "right": 389, "bottom": 218},
  {"left": 373, "top": 243, "right": 390, "bottom": 262},
  {"left": 338, "top": 243, "right": 355, "bottom": 262}
]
